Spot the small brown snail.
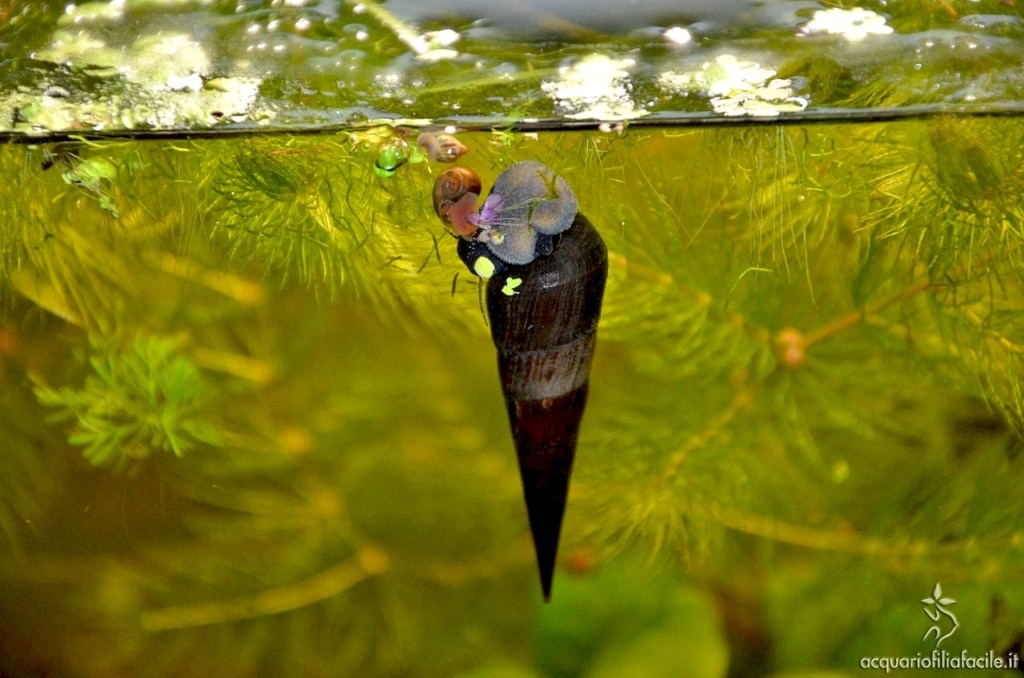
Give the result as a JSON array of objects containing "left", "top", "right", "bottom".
[
  {"left": 432, "top": 161, "right": 608, "bottom": 601},
  {"left": 432, "top": 166, "right": 482, "bottom": 238},
  {"left": 417, "top": 132, "right": 469, "bottom": 163}
]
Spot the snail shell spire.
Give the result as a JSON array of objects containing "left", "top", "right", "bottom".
[
  {"left": 431, "top": 162, "right": 607, "bottom": 600},
  {"left": 487, "top": 213, "right": 606, "bottom": 601}
]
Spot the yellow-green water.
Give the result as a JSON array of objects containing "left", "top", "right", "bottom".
[{"left": 1, "top": 120, "right": 1023, "bottom": 676}]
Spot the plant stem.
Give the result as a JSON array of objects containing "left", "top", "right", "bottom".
[
  {"left": 140, "top": 546, "right": 389, "bottom": 631},
  {"left": 803, "top": 279, "right": 935, "bottom": 348}
]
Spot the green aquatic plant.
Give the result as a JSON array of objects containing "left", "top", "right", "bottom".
[
  {"left": 34, "top": 335, "right": 223, "bottom": 468},
  {"left": 0, "top": 139, "right": 180, "bottom": 338},
  {"left": 203, "top": 141, "right": 357, "bottom": 292},
  {"left": 1, "top": 122, "right": 1024, "bottom": 677},
  {"left": 198, "top": 133, "right": 439, "bottom": 304},
  {"left": 59, "top": 154, "right": 120, "bottom": 218}
]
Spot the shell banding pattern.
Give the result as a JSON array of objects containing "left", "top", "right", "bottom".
[{"left": 430, "top": 158, "right": 607, "bottom": 601}]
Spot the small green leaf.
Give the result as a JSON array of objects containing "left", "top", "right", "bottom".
[{"left": 501, "top": 276, "right": 522, "bottom": 296}]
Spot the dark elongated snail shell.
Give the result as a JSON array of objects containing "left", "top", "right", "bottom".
[{"left": 432, "top": 161, "right": 608, "bottom": 601}]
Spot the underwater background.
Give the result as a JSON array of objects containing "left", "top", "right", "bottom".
[{"left": 3, "top": 1, "right": 1024, "bottom": 676}]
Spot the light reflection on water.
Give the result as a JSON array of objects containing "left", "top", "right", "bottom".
[
  {"left": 3, "top": 0, "right": 1024, "bottom": 135},
  {"left": 380, "top": 0, "right": 816, "bottom": 36}
]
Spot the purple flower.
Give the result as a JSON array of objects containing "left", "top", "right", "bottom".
[{"left": 468, "top": 193, "right": 503, "bottom": 229}]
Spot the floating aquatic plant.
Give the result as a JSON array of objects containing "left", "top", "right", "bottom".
[
  {"left": 542, "top": 54, "right": 648, "bottom": 121},
  {"left": 659, "top": 55, "right": 809, "bottom": 118},
  {"left": 798, "top": 8, "right": 895, "bottom": 42}
]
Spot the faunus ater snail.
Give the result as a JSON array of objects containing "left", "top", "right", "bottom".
[{"left": 433, "top": 161, "right": 608, "bottom": 601}]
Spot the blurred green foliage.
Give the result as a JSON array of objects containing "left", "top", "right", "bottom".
[
  {"left": 1, "top": 119, "right": 1023, "bottom": 677},
  {"left": 34, "top": 335, "right": 223, "bottom": 468}
]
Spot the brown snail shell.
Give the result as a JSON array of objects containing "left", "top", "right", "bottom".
[
  {"left": 417, "top": 132, "right": 470, "bottom": 163},
  {"left": 433, "top": 167, "right": 482, "bottom": 238},
  {"left": 432, "top": 162, "right": 607, "bottom": 601}
]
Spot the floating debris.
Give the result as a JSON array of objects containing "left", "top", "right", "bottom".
[
  {"left": 799, "top": 8, "right": 895, "bottom": 42},
  {"left": 542, "top": 54, "right": 649, "bottom": 121},
  {"left": 659, "top": 54, "right": 809, "bottom": 118}
]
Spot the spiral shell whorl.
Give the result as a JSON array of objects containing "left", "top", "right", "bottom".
[
  {"left": 488, "top": 213, "right": 606, "bottom": 408},
  {"left": 487, "top": 214, "right": 606, "bottom": 385},
  {"left": 432, "top": 167, "right": 482, "bottom": 237}
]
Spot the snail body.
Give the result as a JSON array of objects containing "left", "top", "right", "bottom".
[
  {"left": 433, "top": 162, "right": 607, "bottom": 601},
  {"left": 417, "top": 132, "right": 469, "bottom": 163},
  {"left": 433, "top": 166, "right": 482, "bottom": 238}
]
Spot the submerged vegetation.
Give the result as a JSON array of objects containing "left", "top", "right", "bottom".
[
  {"left": 33, "top": 335, "right": 223, "bottom": 468},
  {"left": 1, "top": 118, "right": 1024, "bottom": 676}
]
